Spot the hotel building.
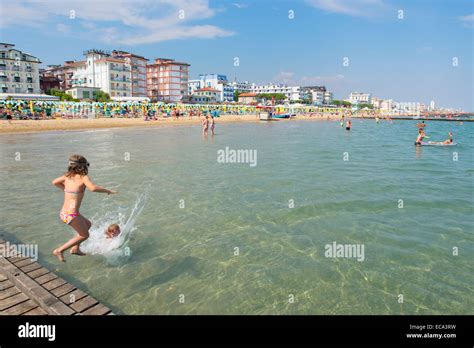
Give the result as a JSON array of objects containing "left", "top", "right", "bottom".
[
  {"left": 188, "top": 74, "right": 234, "bottom": 102},
  {"left": 112, "top": 50, "right": 148, "bottom": 97},
  {"left": 146, "top": 58, "right": 190, "bottom": 102},
  {"left": 250, "top": 84, "right": 303, "bottom": 101},
  {"left": 0, "top": 43, "right": 41, "bottom": 94},
  {"left": 70, "top": 49, "right": 132, "bottom": 98},
  {"left": 348, "top": 92, "right": 372, "bottom": 104}
]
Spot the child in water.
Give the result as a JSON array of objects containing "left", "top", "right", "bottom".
[
  {"left": 345, "top": 120, "right": 352, "bottom": 130},
  {"left": 105, "top": 224, "right": 121, "bottom": 239},
  {"left": 52, "top": 154, "right": 116, "bottom": 262}
]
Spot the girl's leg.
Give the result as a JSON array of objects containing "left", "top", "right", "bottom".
[
  {"left": 71, "top": 217, "right": 91, "bottom": 255},
  {"left": 53, "top": 216, "right": 90, "bottom": 262}
]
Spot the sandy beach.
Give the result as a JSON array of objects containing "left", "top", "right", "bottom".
[{"left": 0, "top": 114, "right": 344, "bottom": 134}]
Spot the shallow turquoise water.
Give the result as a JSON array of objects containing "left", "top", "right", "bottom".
[{"left": 0, "top": 119, "right": 473, "bottom": 314}]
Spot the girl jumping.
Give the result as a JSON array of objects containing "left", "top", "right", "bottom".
[{"left": 52, "top": 154, "right": 116, "bottom": 262}]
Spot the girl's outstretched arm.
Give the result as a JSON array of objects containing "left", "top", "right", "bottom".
[
  {"left": 52, "top": 175, "right": 66, "bottom": 190},
  {"left": 82, "top": 175, "right": 117, "bottom": 194}
]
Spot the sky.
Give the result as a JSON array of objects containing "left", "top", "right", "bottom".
[{"left": 0, "top": 0, "right": 472, "bottom": 109}]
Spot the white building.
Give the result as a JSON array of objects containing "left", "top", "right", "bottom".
[
  {"left": 349, "top": 92, "right": 372, "bottom": 104},
  {"left": 70, "top": 49, "right": 131, "bottom": 98},
  {"left": 250, "top": 84, "right": 302, "bottom": 101},
  {"left": 429, "top": 100, "right": 435, "bottom": 111},
  {"left": 188, "top": 74, "right": 233, "bottom": 102},
  {"left": 394, "top": 102, "right": 422, "bottom": 114},
  {"left": 0, "top": 43, "right": 41, "bottom": 94},
  {"left": 229, "top": 80, "right": 251, "bottom": 93}
]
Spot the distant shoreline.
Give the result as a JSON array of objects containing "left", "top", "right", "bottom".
[{"left": 1, "top": 114, "right": 471, "bottom": 135}]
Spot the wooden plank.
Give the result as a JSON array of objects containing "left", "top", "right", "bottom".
[
  {"left": 0, "top": 258, "right": 74, "bottom": 315},
  {"left": 69, "top": 296, "right": 98, "bottom": 313},
  {"left": 0, "top": 286, "right": 21, "bottom": 300},
  {"left": 14, "top": 259, "right": 35, "bottom": 268},
  {"left": 0, "top": 292, "right": 29, "bottom": 311},
  {"left": 22, "top": 306, "right": 48, "bottom": 315},
  {"left": 50, "top": 283, "right": 75, "bottom": 298},
  {"left": 43, "top": 278, "right": 67, "bottom": 291},
  {"left": 9, "top": 256, "right": 29, "bottom": 264},
  {"left": 60, "top": 289, "right": 88, "bottom": 305},
  {"left": 0, "top": 279, "right": 14, "bottom": 291},
  {"left": 1, "top": 299, "right": 38, "bottom": 315},
  {"left": 20, "top": 262, "right": 42, "bottom": 273},
  {"left": 81, "top": 303, "right": 111, "bottom": 316},
  {"left": 27, "top": 267, "right": 50, "bottom": 279},
  {"left": 35, "top": 273, "right": 58, "bottom": 285}
]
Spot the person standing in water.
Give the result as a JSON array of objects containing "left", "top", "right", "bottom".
[
  {"left": 210, "top": 115, "right": 215, "bottom": 136},
  {"left": 414, "top": 129, "right": 425, "bottom": 146},
  {"left": 201, "top": 115, "right": 209, "bottom": 137},
  {"left": 346, "top": 119, "right": 352, "bottom": 131},
  {"left": 52, "top": 155, "right": 116, "bottom": 262}
]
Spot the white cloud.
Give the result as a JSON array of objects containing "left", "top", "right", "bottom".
[
  {"left": 459, "top": 14, "right": 474, "bottom": 28},
  {"left": 232, "top": 3, "right": 248, "bottom": 9},
  {"left": 1, "top": 0, "right": 234, "bottom": 44},
  {"left": 56, "top": 23, "right": 71, "bottom": 34},
  {"left": 306, "top": 0, "right": 387, "bottom": 17},
  {"left": 459, "top": 14, "right": 474, "bottom": 21}
]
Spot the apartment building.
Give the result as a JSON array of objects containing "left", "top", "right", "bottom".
[
  {"left": 147, "top": 58, "right": 190, "bottom": 102},
  {"left": 0, "top": 43, "right": 41, "bottom": 94}
]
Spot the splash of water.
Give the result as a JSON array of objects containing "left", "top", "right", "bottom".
[{"left": 81, "top": 193, "right": 147, "bottom": 265}]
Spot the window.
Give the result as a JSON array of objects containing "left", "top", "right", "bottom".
[{"left": 83, "top": 91, "right": 90, "bottom": 98}]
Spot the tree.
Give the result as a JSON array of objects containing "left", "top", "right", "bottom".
[
  {"left": 257, "top": 93, "right": 287, "bottom": 101},
  {"left": 233, "top": 90, "right": 239, "bottom": 102},
  {"left": 94, "top": 90, "right": 111, "bottom": 102},
  {"left": 358, "top": 103, "right": 373, "bottom": 109},
  {"left": 46, "top": 88, "right": 77, "bottom": 101},
  {"left": 332, "top": 100, "right": 342, "bottom": 106}
]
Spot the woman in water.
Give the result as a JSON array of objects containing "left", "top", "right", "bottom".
[
  {"left": 52, "top": 155, "right": 116, "bottom": 262},
  {"left": 202, "top": 115, "right": 209, "bottom": 137},
  {"left": 414, "top": 129, "right": 425, "bottom": 146},
  {"left": 210, "top": 115, "right": 215, "bottom": 136},
  {"left": 346, "top": 120, "right": 352, "bottom": 131}
]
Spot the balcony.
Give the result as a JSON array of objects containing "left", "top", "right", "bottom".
[
  {"left": 12, "top": 66, "right": 21, "bottom": 72},
  {"left": 110, "top": 65, "right": 131, "bottom": 72},
  {"left": 110, "top": 76, "right": 131, "bottom": 82},
  {"left": 111, "top": 86, "right": 130, "bottom": 91}
]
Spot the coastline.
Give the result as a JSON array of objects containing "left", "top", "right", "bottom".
[{"left": 0, "top": 114, "right": 339, "bottom": 135}]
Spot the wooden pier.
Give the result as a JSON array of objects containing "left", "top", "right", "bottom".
[{"left": 0, "top": 238, "right": 113, "bottom": 315}]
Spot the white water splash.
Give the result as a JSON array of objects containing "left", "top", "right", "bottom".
[{"left": 81, "top": 193, "right": 147, "bottom": 265}]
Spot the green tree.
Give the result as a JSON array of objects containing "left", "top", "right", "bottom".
[
  {"left": 332, "top": 100, "right": 342, "bottom": 106},
  {"left": 358, "top": 103, "right": 373, "bottom": 109},
  {"left": 94, "top": 90, "right": 111, "bottom": 102},
  {"left": 46, "top": 88, "right": 76, "bottom": 101},
  {"left": 258, "top": 93, "right": 287, "bottom": 101},
  {"left": 233, "top": 90, "right": 239, "bottom": 102}
]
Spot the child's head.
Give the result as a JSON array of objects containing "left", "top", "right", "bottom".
[
  {"left": 66, "top": 154, "right": 89, "bottom": 177},
  {"left": 105, "top": 224, "right": 121, "bottom": 238}
]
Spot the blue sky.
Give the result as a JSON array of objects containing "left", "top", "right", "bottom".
[{"left": 0, "top": 0, "right": 472, "bottom": 109}]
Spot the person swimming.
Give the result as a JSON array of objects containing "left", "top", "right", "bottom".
[
  {"left": 428, "top": 132, "right": 454, "bottom": 145},
  {"left": 416, "top": 121, "right": 426, "bottom": 129},
  {"left": 52, "top": 154, "right": 117, "bottom": 262},
  {"left": 105, "top": 224, "right": 121, "bottom": 239}
]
